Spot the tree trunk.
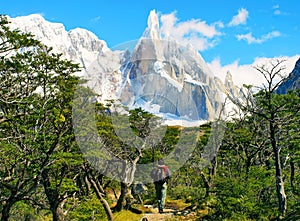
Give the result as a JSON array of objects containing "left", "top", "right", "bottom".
[
  {"left": 270, "top": 121, "right": 287, "bottom": 216},
  {"left": 51, "top": 207, "right": 65, "bottom": 221},
  {"left": 115, "top": 182, "right": 130, "bottom": 211},
  {"left": 200, "top": 171, "right": 210, "bottom": 198},
  {"left": 209, "top": 156, "right": 218, "bottom": 178},
  {"left": 88, "top": 175, "right": 113, "bottom": 221},
  {"left": 290, "top": 161, "right": 295, "bottom": 191},
  {"left": 41, "top": 169, "right": 65, "bottom": 221},
  {"left": 1, "top": 199, "right": 14, "bottom": 221},
  {"left": 274, "top": 150, "right": 287, "bottom": 216},
  {"left": 115, "top": 158, "right": 139, "bottom": 211}
]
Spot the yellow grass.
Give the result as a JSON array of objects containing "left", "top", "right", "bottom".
[{"left": 112, "top": 210, "right": 144, "bottom": 221}]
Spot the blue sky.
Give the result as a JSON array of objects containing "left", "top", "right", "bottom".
[{"left": 1, "top": 0, "right": 299, "bottom": 85}]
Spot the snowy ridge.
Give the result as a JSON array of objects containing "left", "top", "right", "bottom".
[
  {"left": 7, "top": 11, "right": 245, "bottom": 125},
  {"left": 9, "top": 14, "right": 109, "bottom": 69},
  {"left": 8, "top": 14, "right": 122, "bottom": 102}
]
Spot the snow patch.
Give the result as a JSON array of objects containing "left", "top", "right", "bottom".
[{"left": 154, "top": 61, "right": 183, "bottom": 92}]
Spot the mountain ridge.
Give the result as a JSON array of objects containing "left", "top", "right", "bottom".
[
  {"left": 7, "top": 11, "right": 244, "bottom": 124},
  {"left": 277, "top": 58, "right": 300, "bottom": 94}
]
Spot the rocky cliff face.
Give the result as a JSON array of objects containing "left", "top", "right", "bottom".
[
  {"left": 112, "top": 10, "right": 224, "bottom": 121},
  {"left": 277, "top": 58, "right": 300, "bottom": 94},
  {"left": 7, "top": 11, "right": 243, "bottom": 123},
  {"left": 117, "top": 37, "right": 223, "bottom": 120}
]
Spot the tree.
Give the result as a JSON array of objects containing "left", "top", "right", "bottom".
[
  {"left": 95, "top": 104, "right": 164, "bottom": 212},
  {"left": 229, "top": 59, "right": 300, "bottom": 216},
  {"left": 0, "top": 15, "right": 83, "bottom": 220},
  {"left": 0, "top": 15, "right": 45, "bottom": 220}
]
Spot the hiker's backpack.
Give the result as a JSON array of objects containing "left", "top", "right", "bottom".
[{"left": 151, "top": 166, "right": 168, "bottom": 183}]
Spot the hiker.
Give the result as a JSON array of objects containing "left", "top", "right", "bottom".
[{"left": 150, "top": 159, "right": 171, "bottom": 213}]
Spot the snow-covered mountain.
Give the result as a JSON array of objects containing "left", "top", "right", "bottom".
[
  {"left": 8, "top": 14, "right": 123, "bottom": 102},
  {"left": 7, "top": 10, "right": 244, "bottom": 124},
  {"left": 9, "top": 14, "right": 108, "bottom": 69}
]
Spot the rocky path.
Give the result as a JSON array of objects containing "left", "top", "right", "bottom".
[
  {"left": 140, "top": 207, "right": 176, "bottom": 221},
  {"left": 139, "top": 204, "right": 198, "bottom": 221}
]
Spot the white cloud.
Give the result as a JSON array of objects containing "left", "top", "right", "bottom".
[
  {"left": 237, "top": 31, "right": 281, "bottom": 44},
  {"left": 272, "top": 5, "right": 281, "bottom": 15},
  {"left": 208, "top": 58, "right": 265, "bottom": 87},
  {"left": 228, "top": 8, "right": 249, "bottom": 26},
  {"left": 208, "top": 55, "right": 300, "bottom": 87},
  {"left": 274, "top": 10, "right": 281, "bottom": 15},
  {"left": 272, "top": 4, "right": 289, "bottom": 16},
  {"left": 90, "top": 16, "right": 101, "bottom": 22},
  {"left": 160, "top": 12, "right": 222, "bottom": 51}
]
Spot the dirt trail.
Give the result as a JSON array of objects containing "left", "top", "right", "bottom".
[{"left": 140, "top": 207, "right": 176, "bottom": 221}]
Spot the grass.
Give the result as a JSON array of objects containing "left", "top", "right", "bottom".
[
  {"left": 166, "top": 199, "right": 191, "bottom": 211},
  {"left": 112, "top": 210, "right": 144, "bottom": 221}
]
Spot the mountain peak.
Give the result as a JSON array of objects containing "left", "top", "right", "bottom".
[
  {"left": 277, "top": 57, "right": 300, "bottom": 94},
  {"left": 8, "top": 12, "right": 243, "bottom": 123},
  {"left": 142, "top": 10, "right": 160, "bottom": 39},
  {"left": 11, "top": 14, "right": 48, "bottom": 25},
  {"left": 19, "top": 13, "right": 44, "bottom": 20},
  {"left": 9, "top": 13, "right": 66, "bottom": 34}
]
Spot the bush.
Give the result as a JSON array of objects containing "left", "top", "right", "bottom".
[
  {"left": 67, "top": 194, "right": 107, "bottom": 221},
  {"left": 169, "top": 185, "right": 206, "bottom": 204},
  {"left": 203, "top": 166, "right": 278, "bottom": 220}
]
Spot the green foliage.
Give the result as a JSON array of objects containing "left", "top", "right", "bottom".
[
  {"left": 9, "top": 201, "right": 41, "bottom": 221},
  {"left": 0, "top": 14, "right": 85, "bottom": 220},
  {"left": 0, "top": 15, "right": 41, "bottom": 52},
  {"left": 139, "top": 125, "right": 181, "bottom": 164},
  {"left": 170, "top": 185, "right": 206, "bottom": 204},
  {"left": 204, "top": 166, "right": 278, "bottom": 220},
  {"left": 67, "top": 195, "right": 107, "bottom": 221}
]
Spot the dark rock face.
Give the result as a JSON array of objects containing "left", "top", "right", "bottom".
[{"left": 277, "top": 58, "right": 300, "bottom": 94}]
